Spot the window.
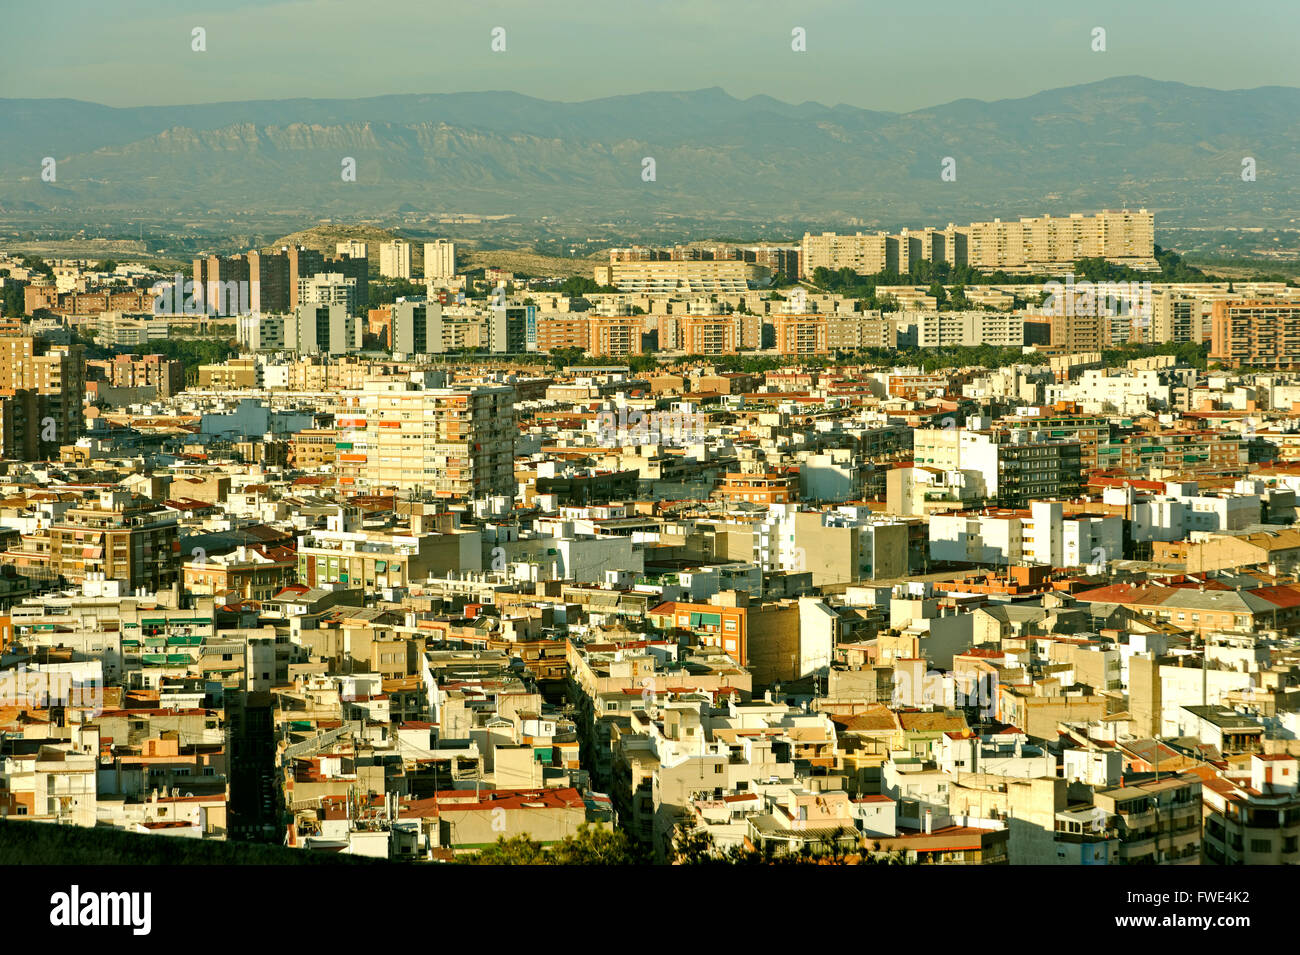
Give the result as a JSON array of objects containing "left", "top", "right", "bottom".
[
  {"left": 714, "top": 764, "right": 724, "bottom": 774},
  {"left": 1250, "top": 839, "right": 1272, "bottom": 854}
]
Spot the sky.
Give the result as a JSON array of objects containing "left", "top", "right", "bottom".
[{"left": 2, "top": 0, "right": 1298, "bottom": 111}]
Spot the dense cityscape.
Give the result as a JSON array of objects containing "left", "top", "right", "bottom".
[
  {"left": 0, "top": 13, "right": 1297, "bottom": 940},
  {"left": 1, "top": 202, "right": 1298, "bottom": 875}
]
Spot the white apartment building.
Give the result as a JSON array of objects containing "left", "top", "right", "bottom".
[
  {"left": 424, "top": 240, "right": 456, "bottom": 281},
  {"left": 1103, "top": 482, "right": 1263, "bottom": 543},
  {"left": 1046, "top": 368, "right": 1180, "bottom": 415},
  {"left": 929, "top": 501, "right": 1123, "bottom": 568},
  {"left": 298, "top": 272, "right": 358, "bottom": 314},
  {"left": 910, "top": 310, "right": 1026, "bottom": 348},
  {"left": 237, "top": 305, "right": 360, "bottom": 356},
  {"left": 379, "top": 240, "right": 413, "bottom": 280}
]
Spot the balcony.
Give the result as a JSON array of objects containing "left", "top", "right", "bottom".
[{"left": 1121, "top": 808, "right": 1155, "bottom": 828}]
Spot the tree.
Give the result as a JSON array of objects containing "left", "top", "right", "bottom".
[
  {"left": 130, "top": 337, "right": 237, "bottom": 368},
  {"left": 559, "top": 276, "right": 617, "bottom": 297},
  {"left": 19, "top": 255, "right": 53, "bottom": 278},
  {"left": 462, "top": 835, "right": 549, "bottom": 865},
  {"left": 626, "top": 353, "right": 658, "bottom": 374},
  {"left": 670, "top": 826, "right": 907, "bottom": 866},
  {"left": 548, "top": 346, "right": 585, "bottom": 369},
  {"left": 1, "top": 282, "right": 24, "bottom": 318},
  {"left": 369, "top": 278, "right": 423, "bottom": 305},
  {"left": 460, "top": 825, "right": 647, "bottom": 865}
]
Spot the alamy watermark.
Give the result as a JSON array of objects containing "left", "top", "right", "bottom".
[
  {"left": 150, "top": 275, "right": 255, "bottom": 316},
  {"left": 892, "top": 665, "right": 997, "bottom": 717},
  {"left": 596, "top": 408, "right": 705, "bottom": 447},
  {"left": 1040, "top": 274, "right": 1152, "bottom": 319},
  {"left": 0, "top": 665, "right": 103, "bottom": 715}
]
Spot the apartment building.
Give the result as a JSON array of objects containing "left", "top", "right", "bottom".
[
  {"left": 423, "top": 240, "right": 456, "bottom": 281},
  {"left": 967, "top": 210, "right": 1156, "bottom": 273},
  {"left": 195, "top": 248, "right": 361, "bottom": 315},
  {"left": 801, "top": 232, "right": 890, "bottom": 277},
  {"left": 298, "top": 272, "right": 358, "bottom": 314},
  {"left": 289, "top": 428, "right": 340, "bottom": 469},
  {"left": 801, "top": 210, "right": 1155, "bottom": 279},
  {"left": 1101, "top": 429, "right": 1247, "bottom": 477},
  {"left": 929, "top": 501, "right": 1123, "bottom": 567},
  {"left": 1093, "top": 774, "right": 1203, "bottom": 865},
  {"left": 102, "top": 353, "right": 184, "bottom": 398},
  {"left": 1197, "top": 755, "right": 1300, "bottom": 864},
  {"left": 1210, "top": 299, "right": 1300, "bottom": 369},
  {"left": 0, "top": 336, "right": 86, "bottom": 459},
  {"left": 588, "top": 315, "right": 643, "bottom": 356},
  {"left": 237, "top": 306, "right": 360, "bottom": 356},
  {"left": 387, "top": 302, "right": 443, "bottom": 355},
  {"left": 0, "top": 743, "right": 97, "bottom": 825},
  {"left": 771, "top": 315, "right": 829, "bottom": 355},
  {"left": 1007, "top": 412, "right": 1110, "bottom": 471},
  {"left": 489, "top": 305, "right": 532, "bottom": 354},
  {"left": 379, "top": 240, "right": 413, "bottom": 280},
  {"left": 93, "top": 311, "right": 174, "bottom": 347},
  {"left": 198, "top": 356, "right": 260, "bottom": 389},
  {"left": 716, "top": 472, "right": 797, "bottom": 504},
  {"left": 192, "top": 253, "right": 250, "bottom": 315},
  {"left": 594, "top": 260, "right": 766, "bottom": 294},
  {"left": 183, "top": 544, "right": 297, "bottom": 601},
  {"left": 911, "top": 310, "right": 1026, "bottom": 348},
  {"left": 824, "top": 313, "right": 894, "bottom": 351},
  {"left": 335, "top": 378, "right": 516, "bottom": 498},
  {"left": 8, "top": 490, "right": 181, "bottom": 591},
  {"left": 1151, "top": 292, "right": 1209, "bottom": 344},
  {"left": 535, "top": 316, "right": 590, "bottom": 354},
  {"left": 241, "top": 249, "right": 290, "bottom": 314},
  {"left": 296, "top": 507, "right": 481, "bottom": 589},
  {"left": 912, "top": 426, "right": 1083, "bottom": 509},
  {"left": 657, "top": 315, "right": 738, "bottom": 354}
]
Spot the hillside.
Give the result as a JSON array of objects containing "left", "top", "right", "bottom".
[
  {"left": 2, "top": 77, "right": 1297, "bottom": 230},
  {"left": 263, "top": 224, "right": 402, "bottom": 255}
]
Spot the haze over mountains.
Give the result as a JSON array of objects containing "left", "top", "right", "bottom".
[{"left": 2, "top": 76, "right": 1297, "bottom": 232}]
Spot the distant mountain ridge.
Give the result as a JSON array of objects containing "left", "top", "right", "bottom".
[{"left": 2, "top": 76, "right": 1296, "bottom": 228}]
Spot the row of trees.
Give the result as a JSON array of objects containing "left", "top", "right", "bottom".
[
  {"left": 536, "top": 345, "right": 1055, "bottom": 375},
  {"left": 459, "top": 824, "right": 910, "bottom": 866},
  {"left": 1102, "top": 341, "right": 1209, "bottom": 370}
]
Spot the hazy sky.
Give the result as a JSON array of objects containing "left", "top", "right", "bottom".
[{"left": 3, "top": 0, "right": 1298, "bottom": 111}]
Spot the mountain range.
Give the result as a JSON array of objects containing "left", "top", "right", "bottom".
[{"left": 2, "top": 76, "right": 1297, "bottom": 231}]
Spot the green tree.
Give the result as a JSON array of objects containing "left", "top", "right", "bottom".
[
  {"left": 671, "top": 827, "right": 907, "bottom": 866},
  {"left": 559, "top": 276, "right": 618, "bottom": 297},
  {"left": 626, "top": 353, "right": 658, "bottom": 374},
  {"left": 1, "top": 282, "right": 24, "bottom": 318},
  {"left": 461, "top": 825, "right": 647, "bottom": 865},
  {"left": 19, "top": 255, "right": 53, "bottom": 278},
  {"left": 548, "top": 346, "right": 585, "bottom": 368},
  {"left": 369, "top": 278, "right": 423, "bottom": 305}
]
